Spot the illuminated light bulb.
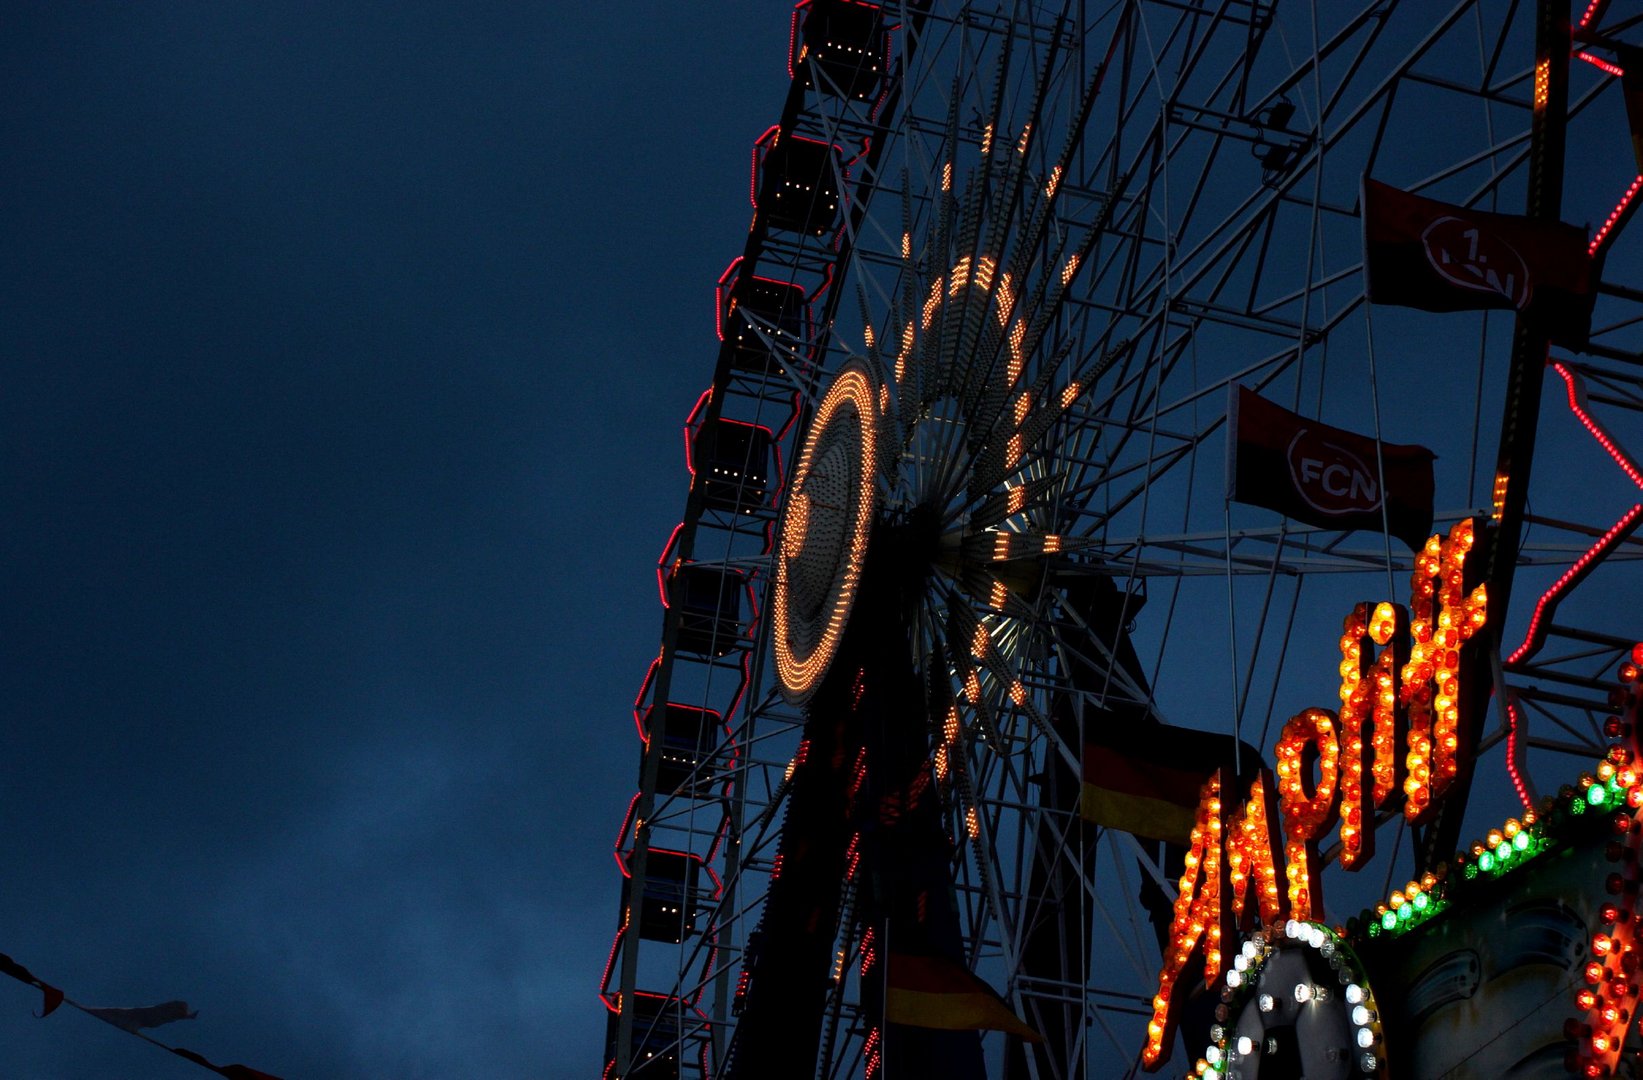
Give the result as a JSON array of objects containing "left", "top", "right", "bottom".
[
  {"left": 1356, "top": 1028, "right": 1375, "bottom": 1049},
  {"left": 1045, "top": 165, "right": 1063, "bottom": 199},
  {"left": 1294, "top": 983, "right": 1312, "bottom": 1003},
  {"left": 1352, "top": 1005, "right": 1374, "bottom": 1026},
  {"left": 1226, "top": 969, "right": 1242, "bottom": 988},
  {"left": 1258, "top": 994, "right": 1275, "bottom": 1012},
  {"left": 1345, "top": 984, "right": 1365, "bottom": 1004},
  {"left": 1236, "top": 1036, "right": 1254, "bottom": 1056}
]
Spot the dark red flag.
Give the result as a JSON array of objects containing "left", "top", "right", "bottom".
[
  {"left": 1362, "top": 176, "right": 1595, "bottom": 344},
  {"left": 1227, "top": 385, "right": 1435, "bottom": 551}
]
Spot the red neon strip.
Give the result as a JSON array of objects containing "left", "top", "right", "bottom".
[
  {"left": 1505, "top": 504, "right": 1643, "bottom": 665},
  {"left": 1576, "top": 51, "right": 1625, "bottom": 78},
  {"left": 613, "top": 793, "right": 641, "bottom": 871},
  {"left": 598, "top": 922, "right": 626, "bottom": 1009},
  {"left": 1552, "top": 363, "right": 1643, "bottom": 488},
  {"left": 715, "top": 257, "right": 743, "bottom": 342},
  {"left": 632, "top": 653, "right": 662, "bottom": 744},
  {"left": 1502, "top": 694, "right": 1535, "bottom": 811},
  {"left": 687, "top": 929, "right": 720, "bottom": 1007},
  {"left": 655, "top": 523, "right": 684, "bottom": 608},
  {"left": 1579, "top": 0, "right": 1608, "bottom": 29},
  {"left": 868, "top": 29, "right": 893, "bottom": 121},
  {"left": 684, "top": 386, "right": 714, "bottom": 433},
  {"left": 787, "top": 4, "right": 804, "bottom": 80},
  {"left": 751, "top": 125, "right": 782, "bottom": 210},
  {"left": 1591, "top": 175, "right": 1643, "bottom": 256}
]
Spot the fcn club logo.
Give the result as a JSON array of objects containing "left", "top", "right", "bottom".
[
  {"left": 1421, "top": 215, "right": 1531, "bottom": 308},
  {"left": 1286, "top": 429, "right": 1382, "bottom": 515}
]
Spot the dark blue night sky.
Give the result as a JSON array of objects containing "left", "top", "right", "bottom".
[
  {"left": 12, "top": 5, "right": 1643, "bottom": 1079},
  {"left": 3, "top": 5, "right": 785, "bottom": 1075}
]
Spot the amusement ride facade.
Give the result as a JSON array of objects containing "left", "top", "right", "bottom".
[{"left": 601, "top": 2, "right": 1643, "bottom": 1076}]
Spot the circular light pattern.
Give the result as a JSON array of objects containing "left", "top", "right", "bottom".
[
  {"left": 773, "top": 359, "right": 881, "bottom": 703},
  {"left": 1201, "top": 922, "right": 1385, "bottom": 1080}
]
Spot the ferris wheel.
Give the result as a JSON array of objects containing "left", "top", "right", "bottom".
[{"left": 601, "top": 1, "right": 1643, "bottom": 1077}]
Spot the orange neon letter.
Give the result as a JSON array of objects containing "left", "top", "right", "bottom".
[
  {"left": 1142, "top": 770, "right": 1231, "bottom": 1071},
  {"left": 1336, "top": 601, "right": 1408, "bottom": 870},
  {"left": 1227, "top": 768, "right": 1287, "bottom": 928},
  {"left": 1401, "top": 519, "right": 1487, "bottom": 821},
  {"left": 1275, "top": 708, "right": 1339, "bottom": 920}
]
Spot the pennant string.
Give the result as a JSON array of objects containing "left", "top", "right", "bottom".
[{"left": 0, "top": 950, "right": 283, "bottom": 1080}]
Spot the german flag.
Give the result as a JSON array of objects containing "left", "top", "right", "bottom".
[
  {"left": 885, "top": 953, "right": 1042, "bottom": 1042},
  {"left": 1081, "top": 724, "right": 1258, "bottom": 846}
]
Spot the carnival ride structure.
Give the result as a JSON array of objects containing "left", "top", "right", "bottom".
[{"left": 601, "top": 1, "right": 1643, "bottom": 1076}]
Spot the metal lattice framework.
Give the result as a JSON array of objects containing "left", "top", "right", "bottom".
[{"left": 602, "top": 1, "right": 1643, "bottom": 1077}]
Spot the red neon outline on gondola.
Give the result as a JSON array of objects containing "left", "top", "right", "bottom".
[
  {"left": 751, "top": 128, "right": 851, "bottom": 240},
  {"left": 614, "top": 846, "right": 726, "bottom": 898},
  {"left": 655, "top": 523, "right": 685, "bottom": 609},
  {"left": 789, "top": 0, "right": 893, "bottom": 112},
  {"left": 716, "top": 256, "right": 816, "bottom": 349}
]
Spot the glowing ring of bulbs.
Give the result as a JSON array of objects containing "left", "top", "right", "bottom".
[
  {"left": 1207, "top": 922, "right": 1386, "bottom": 1079},
  {"left": 773, "top": 359, "right": 880, "bottom": 704}
]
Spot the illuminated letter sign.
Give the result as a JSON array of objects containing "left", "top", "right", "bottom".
[
  {"left": 1141, "top": 519, "right": 1489, "bottom": 1070},
  {"left": 1337, "top": 601, "right": 1409, "bottom": 869},
  {"left": 1275, "top": 708, "right": 1340, "bottom": 921},
  {"left": 1142, "top": 770, "right": 1232, "bottom": 1070}
]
